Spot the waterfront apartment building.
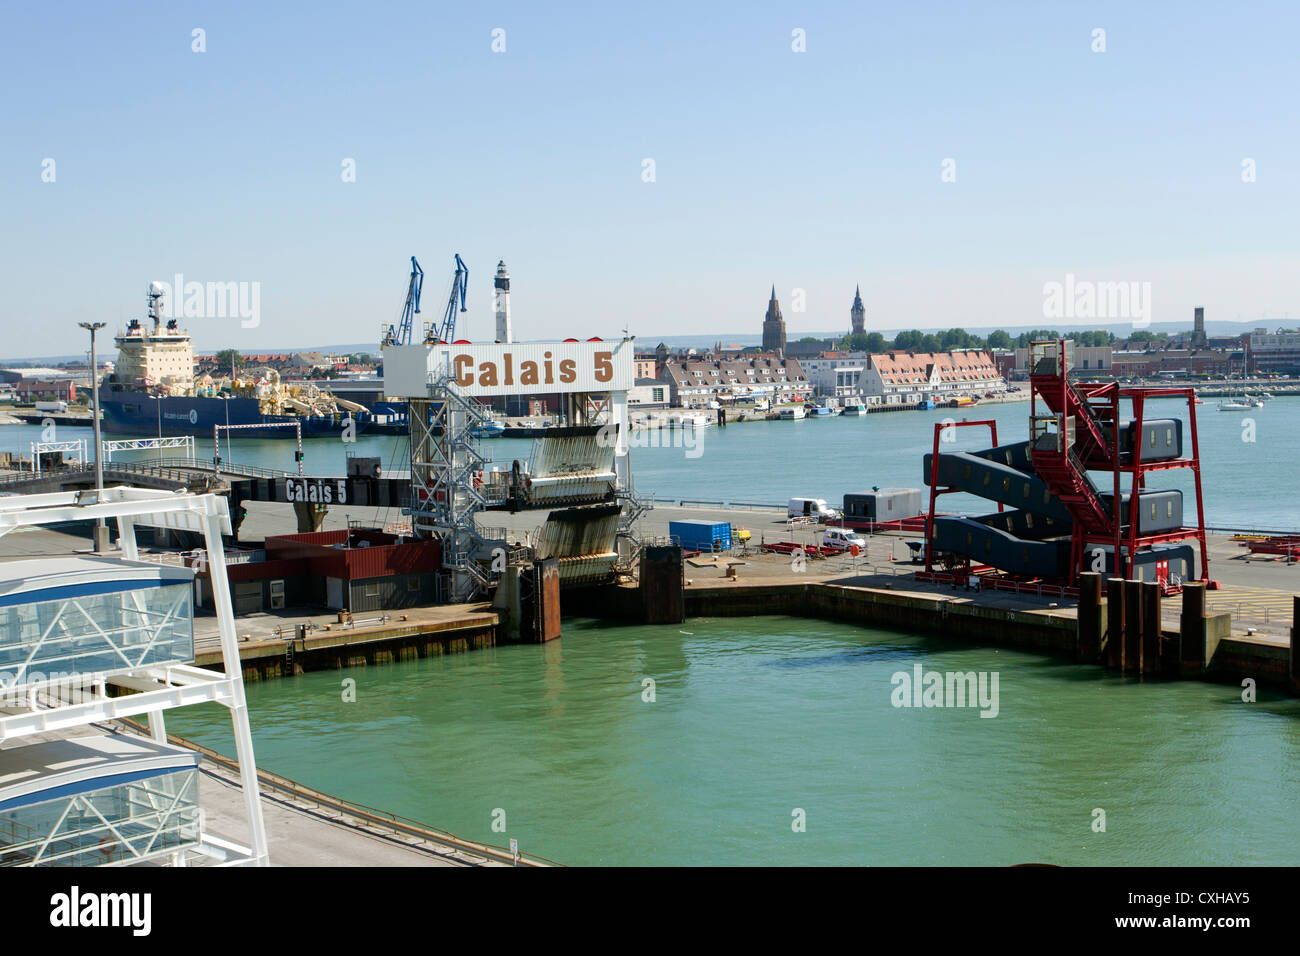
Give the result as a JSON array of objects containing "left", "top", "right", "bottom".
[
  {"left": 1245, "top": 328, "right": 1300, "bottom": 374},
  {"left": 661, "top": 356, "right": 811, "bottom": 407},
  {"left": 862, "top": 349, "right": 1004, "bottom": 404},
  {"left": 802, "top": 352, "right": 871, "bottom": 399}
]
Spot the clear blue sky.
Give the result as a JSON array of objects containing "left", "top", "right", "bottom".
[{"left": 3, "top": 0, "right": 1297, "bottom": 356}]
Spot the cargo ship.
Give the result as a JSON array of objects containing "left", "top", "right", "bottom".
[{"left": 98, "top": 284, "right": 372, "bottom": 438}]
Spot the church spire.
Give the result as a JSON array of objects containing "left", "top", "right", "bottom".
[
  {"left": 762, "top": 285, "right": 786, "bottom": 356},
  {"left": 850, "top": 283, "right": 866, "bottom": 335}
]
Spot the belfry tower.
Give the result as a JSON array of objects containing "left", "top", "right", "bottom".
[
  {"left": 851, "top": 285, "right": 865, "bottom": 335},
  {"left": 762, "top": 285, "right": 786, "bottom": 356}
]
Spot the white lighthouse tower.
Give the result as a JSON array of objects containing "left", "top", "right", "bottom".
[{"left": 493, "top": 260, "right": 513, "bottom": 343}]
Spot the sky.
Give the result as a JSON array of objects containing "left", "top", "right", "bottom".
[{"left": 3, "top": 0, "right": 1298, "bottom": 357}]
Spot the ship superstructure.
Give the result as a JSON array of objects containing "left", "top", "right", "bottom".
[{"left": 99, "top": 283, "right": 370, "bottom": 437}]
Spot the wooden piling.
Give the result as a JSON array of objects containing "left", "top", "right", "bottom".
[
  {"left": 1077, "top": 572, "right": 1103, "bottom": 663},
  {"left": 1124, "top": 579, "right": 1143, "bottom": 675},
  {"left": 1141, "top": 581, "right": 1162, "bottom": 675},
  {"left": 1105, "top": 578, "right": 1125, "bottom": 670},
  {"left": 1291, "top": 595, "right": 1300, "bottom": 694},
  {"left": 1180, "top": 582, "right": 1207, "bottom": 675}
]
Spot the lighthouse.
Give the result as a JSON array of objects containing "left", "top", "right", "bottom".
[{"left": 493, "top": 260, "right": 513, "bottom": 343}]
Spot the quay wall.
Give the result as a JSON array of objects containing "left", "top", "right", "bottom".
[
  {"left": 197, "top": 614, "right": 499, "bottom": 682},
  {"left": 183, "top": 580, "right": 1294, "bottom": 696}
]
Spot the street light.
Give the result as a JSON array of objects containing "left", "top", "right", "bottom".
[{"left": 78, "top": 321, "right": 108, "bottom": 552}]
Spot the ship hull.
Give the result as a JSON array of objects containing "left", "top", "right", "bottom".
[{"left": 98, "top": 388, "right": 370, "bottom": 438}]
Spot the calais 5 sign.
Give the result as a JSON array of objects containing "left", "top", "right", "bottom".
[
  {"left": 381, "top": 339, "right": 635, "bottom": 398},
  {"left": 283, "top": 478, "right": 348, "bottom": 504}
]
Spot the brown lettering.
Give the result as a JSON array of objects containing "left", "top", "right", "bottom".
[{"left": 453, "top": 354, "right": 474, "bottom": 387}]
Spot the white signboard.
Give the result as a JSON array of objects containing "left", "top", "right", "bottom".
[
  {"left": 283, "top": 477, "right": 349, "bottom": 504},
  {"left": 383, "top": 339, "right": 634, "bottom": 398}
]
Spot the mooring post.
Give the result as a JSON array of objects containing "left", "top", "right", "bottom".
[
  {"left": 1141, "top": 581, "right": 1162, "bottom": 675},
  {"left": 1290, "top": 595, "right": 1299, "bottom": 694},
  {"left": 1077, "top": 572, "right": 1103, "bottom": 662},
  {"left": 1105, "top": 578, "right": 1125, "bottom": 670},
  {"left": 641, "top": 545, "right": 685, "bottom": 625},
  {"left": 1180, "top": 581, "right": 1207, "bottom": 675},
  {"left": 530, "top": 557, "right": 562, "bottom": 643},
  {"left": 1124, "top": 579, "right": 1143, "bottom": 675}
]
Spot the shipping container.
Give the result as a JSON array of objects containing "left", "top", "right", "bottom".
[
  {"left": 668, "top": 520, "right": 732, "bottom": 552},
  {"left": 842, "top": 488, "right": 923, "bottom": 522}
]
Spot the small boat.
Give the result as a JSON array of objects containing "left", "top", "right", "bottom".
[
  {"left": 841, "top": 404, "right": 867, "bottom": 416},
  {"left": 809, "top": 405, "right": 834, "bottom": 417},
  {"left": 1218, "top": 401, "right": 1252, "bottom": 411},
  {"left": 778, "top": 406, "right": 806, "bottom": 420},
  {"left": 665, "top": 413, "right": 711, "bottom": 429},
  {"left": 471, "top": 420, "right": 507, "bottom": 438}
]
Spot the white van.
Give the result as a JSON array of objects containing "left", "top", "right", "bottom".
[
  {"left": 823, "top": 528, "right": 867, "bottom": 553},
  {"left": 788, "top": 497, "right": 839, "bottom": 522}
]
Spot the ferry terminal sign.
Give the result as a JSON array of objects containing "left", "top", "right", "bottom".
[
  {"left": 382, "top": 339, "right": 634, "bottom": 398},
  {"left": 281, "top": 477, "right": 348, "bottom": 504}
]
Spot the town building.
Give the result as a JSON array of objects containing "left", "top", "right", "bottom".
[
  {"left": 862, "top": 349, "right": 1004, "bottom": 404},
  {"left": 628, "top": 378, "right": 672, "bottom": 408},
  {"left": 850, "top": 285, "right": 865, "bottom": 335},
  {"left": 16, "top": 378, "right": 78, "bottom": 402},
  {"left": 1108, "top": 348, "right": 1236, "bottom": 378},
  {"left": 661, "top": 356, "right": 810, "bottom": 407},
  {"left": 633, "top": 353, "right": 659, "bottom": 379},
  {"left": 801, "top": 352, "right": 871, "bottom": 399},
  {"left": 1011, "top": 345, "right": 1113, "bottom": 377},
  {"left": 1245, "top": 327, "right": 1300, "bottom": 375}
]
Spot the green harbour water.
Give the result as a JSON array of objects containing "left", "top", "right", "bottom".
[{"left": 169, "top": 616, "right": 1300, "bottom": 866}]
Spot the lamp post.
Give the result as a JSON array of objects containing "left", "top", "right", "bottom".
[{"left": 79, "top": 321, "right": 108, "bottom": 552}]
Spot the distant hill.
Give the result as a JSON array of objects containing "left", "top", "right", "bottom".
[{"left": 643, "top": 319, "right": 1290, "bottom": 352}]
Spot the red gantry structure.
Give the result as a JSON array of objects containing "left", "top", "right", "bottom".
[
  {"left": 1027, "top": 339, "right": 1210, "bottom": 589},
  {"left": 918, "top": 339, "right": 1212, "bottom": 593}
]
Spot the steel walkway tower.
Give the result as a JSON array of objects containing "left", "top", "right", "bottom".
[{"left": 1027, "top": 339, "right": 1210, "bottom": 587}]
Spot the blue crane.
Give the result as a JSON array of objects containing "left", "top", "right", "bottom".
[
  {"left": 383, "top": 257, "right": 424, "bottom": 347},
  {"left": 426, "top": 253, "right": 469, "bottom": 344}
]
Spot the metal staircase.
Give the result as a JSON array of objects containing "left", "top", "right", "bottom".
[
  {"left": 1027, "top": 341, "right": 1114, "bottom": 535},
  {"left": 408, "top": 371, "right": 503, "bottom": 601}
]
